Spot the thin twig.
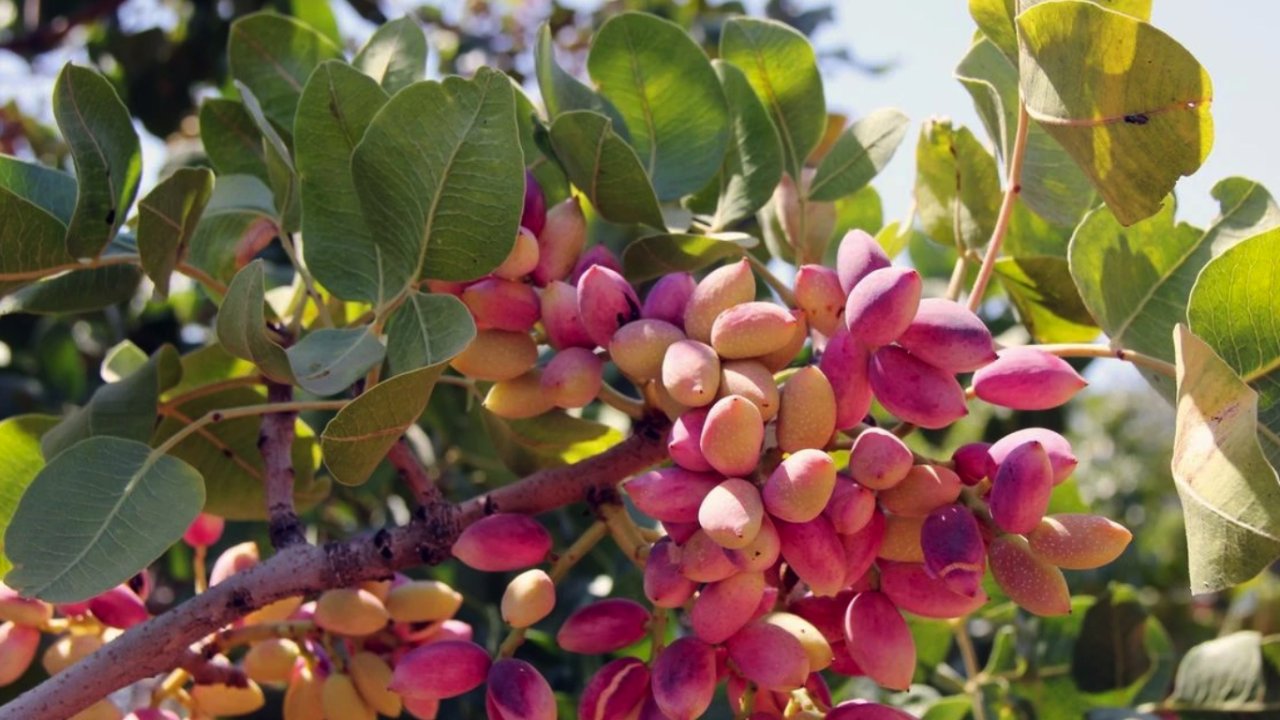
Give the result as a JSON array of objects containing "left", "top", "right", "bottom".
[
  {"left": 966, "top": 104, "right": 1030, "bottom": 312},
  {"left": 1033, "top": 343, "right": 1176, "bottom": 378},
  {"left": 745, "top": 254, "right": 799, "bottom": 308},
  {"left": 597, "top": 383, "right": 646, "bottom": 419},
  {"left": 953, "top": 617, "right": 990, "bottom": 720}
]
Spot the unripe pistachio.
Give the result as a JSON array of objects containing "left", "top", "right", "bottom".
[
  {"left": 502, "top": 569, "right": 556, "bottom": 628},
  {"left": 487, "top": 658, "right": 556, "bottom": 720},
  {"left": 462, "top": 277, "right": 540, "bottom": 332},
  {"left": 691, "top": 571, "right": 766, "bottom": 644},
  {"left": 836, "top": 229, "right": 891, "bottom": 294},
  {"left": 314, "top": 588, "right": 388, "bottom": 637},
  {"left": 651, "top": 637, "right": 717, "bottom": 720},
  {"left": 450, "top": 329, "right": 539, "bottom": 381},
  {"left": 242, "top": 638, "right": 300, "bottom": 685},
  {"left": 484, "top": 369, "right": 556, "bottom": 419},
  {"left": 191, "top": 679, "right": 266, "bottom": 717},
  {"left": 988, "top": 535, "right": 1071, "bottom": 616},
  {"left": 321, "top": 673, "right": 375, "bottom": 720},
  {"left": 0, "top": 622, "right": 39, "bottom": 685},
  {"left": 493, "top": 227, "right": 541, "bottom": 281},
  {"left": 700, "top": 395, "right": 764, "bottom": 477},
  {"left": 662, "top": 339, "right": 721, "bottom": 407},
  {"left": 710, "top": 301, "right": 801, "bottom": 360},
  {"left": 776, "top": 365, "right": 837, "bottom": 453},
  {"left": 757, "top": 308, "right": 808, "bottom": 371},
  {"left": 182, "top": 513, "right": 225, "bottom": 548},
  {"left": 719, "top": 360, "right": 780, "bottom": 421},
  {"left": 729, "top": 514, "right": 783, "bottom": 572},
  {"left": 541, "top": 347, "right": 603, "bottom": 409},
  {"left": 522, "top": 169, "right": 547, "bottom": 237},
  {"left": 611, "top": 318, "right": 685, "bottom": 382},
  {"left": 643, "top": 272, "right": 696, "bottom": 327},
  {"left": 539, "top": 280, "right": 595, "bottom": 350},
  {"left": 762, "top": 612, "right": 833, "bottom": 672},
  {"left": 669, "top": 407, "right": 713, "bottom": 472},
  {"left": 878, "top": 465, "right": 962, "bottom": 518},
  {"left": 989, "top": 440, "right": 1054, "bottom": 535},
  {"left": 625, "top": 467, "right": 721, "bottom": 523},
  {"left": 843, "top": 591, "right": 915, "bottom": 690},
  {"left": 898, "top": 298, "right": 997, "bottom": 372},
  {"left": 645, "top": 538, "right": 697, "bottom": 608},
  {"left": 699, "top": 478, "right": 766, "bottom": 549},
  {"left": 844, "top": 267, "right": 921, "bottom": 346},
  {"left": 818, "top": 329, "right": 874, "bottom": 430},
  {"left": 679, "top": 529, "right": 740, "bottom": 583},
  {"left": 794, "top": 264, "right": 845, "bottom": 336},
  {"left": 878, "top": 513, "right": 925, "bottom": 563},
  {"left": 283, "top": 664, "right": 325, "bottom": 720},
  {"left": 532, "top": 196, "right": 586, "bottom": 286},
  {"left": 825, "top": 476, "right": 877, "bottom": 534},
  {"left": 390, "top": 640, "right": 492, "bottom": 698},
  {"left": 579, "top": 657, "right": 650, "bottom": 720},
  {"left": 952, "top": 442, "right": 996, "bottom": 485},
  {"left": 847, "top": 427, "right": 913, "bottom": 490},
  {"left": 209, "top": 541, "right": 258, "bottom": 586},
  {"left": 973, "top": 347, "right": 1087, "bottom": 411},
  {"left": 776, "top": 170, "right": 838, "bottom": 264},
  {"left": 775, "top": 515, "right": 846, "bottom": 597},
  {"left": 1027, "top": 514, "right": 1132, "bottom": 570},
  {"left": 88, "top": 585, "right": 148, "bottom": 629},
  {"left": 868, "top": 346, "right": 968, "bottom": 429},
  {"left": 879, "top": 561, "right": 988, "bottom": 618},
  {"left": 684, "top": 259, "right": 756, "bottom": 342},
  {"left": 828, "top": 700, "right": 917, "bottom": 720},
  {"left": 557, "top": 598, "right": 650, "bottom": 653},
  {"left": 577, "top": 265, "right": 641, "bottom": 347},
  {"left": 921, "top": 504, "right": 986, "bottom": 596},
  {"left": 386, "top": 580, "right": 463, "bottom": 624},
  {"left": 989, "top": 428, "right": 1077, "bottom": 484},
  {"left": 349, "top": 651, "right": 402, "bottom": 717},
  {"left": 42, "top": 632, "right": 102, "bottom": 675},
  {"left": 452, "top": 513, "right": 552, "bottom": 572},
  {"left": 764, "top": 449, "right": 837, "bottom": 523}
]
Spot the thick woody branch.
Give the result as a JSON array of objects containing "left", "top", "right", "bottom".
[
  {"left": 386, "top": 438, "right": 439, "bottom": 507},
  {"left": 262, "top": 383, "right": 304, "bottom": 549},
  {"left": 1, "top": 424, "right": 669, "bottom": 720}
]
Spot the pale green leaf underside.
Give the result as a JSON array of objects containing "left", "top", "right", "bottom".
[
  {"left": 808, "top": 107, "right": 909, "bottom": 202},
  {"left": 384, "top": 292, "right": 476, "bottom": 377},
  {"left": 286, "top": 328, "right": 386, "bottom": 397},
  {"left": 704, "top": 60, "right": 783, "bottom": 231},
  {"left": 1168, "top": 631, "right": 1278, "bottom": 712},
  {"left": 0, "top": 155, "right": 77, "bottom": 224},
  {"left": 217, "top": 260, "right": 292, "bottom": 383},
  {"left": 354, "top": 16, "right": 428, "bottom": 93}
]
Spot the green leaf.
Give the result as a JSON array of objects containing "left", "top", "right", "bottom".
[
  {"left": 153, "top": 385, "right": 327, "bottom": 519},
  {"left": 216, "top": 260, "right": 292, "bottom": 383},
  {"left": 52, "top": 64, "right": 142, "bottom": 260},
  {"left": 700, "top": 60, "right": 783, "bottom": 231},
  {"left": 482, "top": 410, "right": 624, "bottom": 476},
  {"left": 548, "top": 111, "right": 665, "bottom": 229},
  {"left": 1168, "top": 631, "right": 1280, "bottom": 712},
  {"left": 921, "top": 696, "right": 972, "bottom": 720},
  {"left": 352, "top": 68, "right": 524, "bottom": 286},
  {"left": 719, "top": 17, "right": 826, "bottom": 181},
  {"left": 995, "top": 256, "right": 1099, "bottom": 343},
  {"left": 136, "top": 168, "right": 215, "bottom": 297},
  {"left": 807, "top": 108, "right": 909, "bottom": 202},
  {"left": 227, "top": 12, "right": 343, "bottom": 131},
  {"left": 199, "top": 99, "right": 269, "bottom": 181},
  {"left": 1188, "top": 226, "right": 1280, "bottom": 469},
  {"left": 0, "top": 184, "right": 72, "bottom": 285},
  {"left": 914, "top": 119, "right": 1002, "bottom": 249},
  {"left": 41, "top": 345, "right": 182, "bottom": 460},
  {"left": 534, "top": 24, "right": 628, "bottom": 133},
  {"left": 102, "top": 340, "right": 148, "bottom": 382},
  {"left": 1071, "top": 586, "right": 1153, "bottom": 692},
  {"left": 969, "top": 0, "right": 1151, "bottom": 63},
  {"left": 295, "top": 61, "right": 391, "bottom": 304},
  {"left": 0, "top": 154, "right": 77, "bottom": 223},
  {"left": 586, "top": 12, "right": 730, "bottom": 201},
  {"left": 955, "top": 36, "right": 1096, "bottom": 226},
  {"left": 0, "top": 265, "right": 142, "bottom": 316},
  {"left": 384, "top": 292, "right": 476, "bottom": 377},
  {"left": 354, "top": 17, "right": 428, "bottom": 94},
  {"left": 0, "top": 415, "right": 59, "bottom": 577},
  {"left": 4, "top": 437, "right": 204, "bottom": 602},
  {"left": 622, "top": 233, "right": 755, "bottom": 283},
  {"left": 186, "top": 175, "right": 280, "bottom": 289},
  {"left": 1171, "top": 326, "right": 1280, "bottom": 593},
  {"left": 288, "top": 0, "right": 339, "bottom": 45},
  {"left": 235, "top": 81, "right": 299, "bottom": 232},
  {"left": 321, "top": 366, "right": 444, "bottom": 486},
  {"left": 1016, "top": 1, "right": 1213, "bottom": 226},
  {"left": 287, "top": 328, "right": 386, "bottom": 397}
]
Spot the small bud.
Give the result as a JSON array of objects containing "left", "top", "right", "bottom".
[
  {"left": 541, "top": 347, "right": 604, "bottom": 409},
  {"left": 0, "top": 622, "right": 39, "bottom": 686},
  {"left": 719, "top": 360, "right": 780, "bottom": 421},
  {"left": 242, "top": 638, "right": 300, "bottom": 685},
  {"left": 868, "top": 346, "right": 968, "bottom": 429},
  {"left": 391, "top": 640, "right": 492, "bottom": 698},
  {"left": 699, "top": 478, "right": 765, "bottom": 550},
  {"left": 502, "top": 569, "right": 556, "bottom": 628},
  {"left": 462, "top": 278, "right": 540, "bottom": 332},
  {"left": 645, "top": 538, "right": 697, "bottom": 608},
  {"left": 487, "top": 658, "right": 556, "bottom": 720},
  {"left": 191, "top": 679, "right": 266, "bottom": 717},
  {"left": 691, "top": 571, "right": 766, "bottom": 644},
  {"left": 493, "top": 228, "right": 540, "bottom": 283},
  {"left": 879, "top": 561, "right": 988, "bottom": 618},
  {"left": 989, "top": 428, "right": 1077, "bottom": 484},
  {"left": 321, "top": 673, "right": 374, "bottom": 720},
  {"left": 878, "top": 465, "right": 962, "bottom": 518},
  {"left": 836, "top": 229, "right": 891, "bottom": 294},
  {"left": 818, "top": 329, "right": 874, "bottom": 430},
  {"left": 314, "top": 588, "right": 388, "bottom": 636},
  {"left": 662, "top": 339, "right": 722, "bottom": 407},
  {"left": 973, "top": 347, "right": 1088, "bottom": 411},
  {"left": 182, "top": 513, "right": 225, "bottom": 548},
  {"left": 450, "top": 329, "right": 539, "bottom": 381},
  {"left": 700, "top": 395, "right": 764, "bottom": 477},
  {"left": 1027, "top": 514, "right": 1132, "bottom": 570},
  {"left": 521, "top": 169, "right": 547, "bottom": 237},
  {"left": 952, "top": 442, "right": 996, "bottom": 485},
  {"left": 386, "top": 580, "right": 463, "bottom": 624},
  {"left": 88, "top": 585, "right": 148, "bottom": 629},
  {"left": 669, "top": 407, "right": 713, "bottom": 472},
  {"left": 484, "top": 370, "right": 555, "bottom": 419},
  {"left": 684, "top": 260, "right": 756, "bottom": 343},
  {"left": 557, "top": 598, "right": 650, "bottom": 654},
  {"left": 626, "top": 467, "right": 721, "bottom": 524},
  {"left": 452, "top": 513, "right": 552, "bottom": 572},
  {"left": 532, "top": 196, "right": 587, "bottom": 286},
  {"left": 794, "top": 264, "right": 845, "bottom": 336},
  {"left": 209, "top": 541, "right": 258, "bottom": 586},
  {"left": 643, "top": 272, "right": 697, "bottom": 328},
  {"left": 763, "top": 449, "right": 837, "bottom": 523},
  {"left": 611, "top": 319, "right": 685, "bottom": 382},
  {"left": 846, "top": 427, "right": 913, "bottom": 490},
  {"left": 845, "top": 267, "right": 921, "bottom": 346},
  {"left": 776, "top": 366, "right": 837, "bottom": 453},
  {"left": 539, "top": 281, "right": 595, "bottom": 350},
  {"left": 843, "top": 591, "right": 915, "bottom": 690},
  {"left": 775, "top": 515, "right": 846, "bottom": 597},
  {"left": 350, "top": 651, "right": 401, "bottom": 717},
  {"left": 898, "top": 298, "right": 997, "bottom": 372},
  {"left": 988, "top": 535, "right": 1071, "bottom": 616},
  {"left": 579, "top": 657, "right": 650, "bottom": 720},
  {"left": 921, "top": 504, "right": 986, "bottom": 596},
  {"left": 710, "top": 301, "right": 801, "bottom": 360},
  {"left": 989, "top": 440, "right": 1054, "bottom": 535},
  {"left": 652, "top": 637, "right": 717, "bottom": 720},
  {"left": 577, "top": 265, "right": 641, "bottom": 347}
]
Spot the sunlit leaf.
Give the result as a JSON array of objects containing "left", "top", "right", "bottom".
[
  {"left": 384, "top": 292, "right": 476, "bottom": 377},
  {"left": 227, "top": 12, "right": 342, "bottom": 131},
  {"left": 914, "top": 119, "right": 1002, "bottom": 249},
  {"left": 0, "top": 416, "right": 59, "bottom": 577},
  {"left": 354, "top": 16, "right": 427, "bottom": 93},
  {"left": 534, "top": 24, "right": 628, "bottom": 133},
  {"left": 698, "top": 60, "right": 783, "bottom": 231},
  {"left": 807, "top": 108, "right": 909, "bottom": 202},
  {"left": 548, "top": 110, "right": 665, "bottom": 229},
  {"left": 322, "top": 366, "right": 444, "bottom": 486}
]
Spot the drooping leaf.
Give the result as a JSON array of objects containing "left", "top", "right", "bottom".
[
  {"left": 548, "top": 111, "right": 665, "bottom": 229},
  {"left": 914, "top": 119, "right": 1002, "bottom": 249},
  {"left": 52, "top": 64, "right": 142, "bottom": 259},
  {"left": 352, "top": 68, "right": 524, "bottom": 286},
  {"left": 807, "top": 108, "right": 909, "bottom": 202},
  {"left": 534, "top": 24, "right": 628, "bottom": 133},
  {"left": 153, "top": 385, "right": 326, "bottom": 520},
  {"left": 286, "top": 328, "right": 386, "bottom": 397},
  {"left": 216, "top": 260, "right": 292, "bottom": 383},
  {"left": 622, "top": 233, "right": 755, "bottom": 283},
  {"left": 1016, "top": 1, "right": 1213, "bottom": 226},
  {"left": 1168, "top": 631, "right": 1280, "bottom": 712},
  {"left": 322, "top": 366, "right": 445, "bottom": 486},
  {"left": 4, "top": 437, "right": 204, "bottom": 602},
  {"left": 0, "top": 415, "right": 59, "bottom": 576},
  {"left": 295, "top": 61, "right": 391, "bottom": 304},
  {"left": 995, "top": 256, "right": 1099, "bottom": 343},
  {"left": 227, "top": 12, "right": 343, "bottom": 131},
  {"left": 587, "top": 12, "right": 730, "bottom": 201},
  {"left": 136, "top": 167, "right": 215, "bottom": 297},
  {"left": 41, "top": 345, "right": 182, "bottom": 460},
  {"left": 186, "top": 175, "right": 280, "bottom": 289},
  {"left": 0, "top": 265, "right": 143, "bottom": 316},
  {"left": 700, "top": 60, "right": 783, "bottom": 231},
  {"left": 482, "top": 410, "right": 624, "bottom": 476},
  {"left": 1171, "top": 326, "right": 1280, "bottom": 593},
  {"left": 235, "top": 81, "right": 299, "bottom": 233},
  {"left": 354, "top": 16, "right": 427, "bottom": 93},
  {"left": 719, "top": 17, "right": 826, "bottom": 181},
  {"left": 384, "top": 292, "right": 476, "bottom": 377},
  {"left": 199, "top": 99, "right": 269, "bottom": 181},
  {"left": 955, "top": 36, "right": 1096, "bottom": 226},
  {"left": 0, "top": 154, "right": 77, "bottom": 223}
]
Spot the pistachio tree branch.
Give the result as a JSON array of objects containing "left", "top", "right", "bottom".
[
  {"left": 966, "top": 103, "right": 1031, "bottom": 312},
  {"left": 262, "top": 383, "right": 304, "bottom": 549}
]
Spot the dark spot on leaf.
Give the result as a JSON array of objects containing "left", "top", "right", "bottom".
[
  {"left": 1123, "top": 114, "right": 1149, "bottom": 125},
  {"left": 105, "top": 208, "right": 116, "bottom": 226},
  {"left": 221, "top": 449, "right": 233, "bottom": 459}
]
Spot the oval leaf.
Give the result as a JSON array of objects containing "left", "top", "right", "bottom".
[
  {"left": 0, "top": 415, "right": 59, "bottom": 577},
  {"left": 0, "top": 154, "right": 77, "bottom": 223},
  {"left": 548, "top": 110, "right": 665, "bottom": 229},
  {"left": 186, "top": 175, "right": 279, "bottom": 288},
  {"left": 199, "top": 99, "right": 269, "bottom": 182},
  {"left": 914, "top": 119, "right": 1002, "bottom": 249},
  {"left": 354, "top": 16, "right": 427, "bottom": 93},
  {"left": 384, "top": 292, "right": 476, "bottom": 377},
  {"left": 228, "top": 12, "right": 343, "bottom": 131},
  {"left": 137, "top": 167, "right": 215, "bottom": 297},
  {"left": 534, "top": 24, "right": 628, "bottom": 133},
  {"left": 286, "top": 328, "right": 386, "bottom": 397},
  {"left": 322, "top": 366, "right": 444, "bottom": 486},
  {"left": 216, "top": 260, "right": 292, "bottom": 383},
  {"left": 0, "top": 264, "right": 143, "bottom": 316},
  {"left": 700, "top": 60, "right": 783, "bottom": 231},
  {"left": 808, "top": 108, "right": 909, "bottom": 202}
]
